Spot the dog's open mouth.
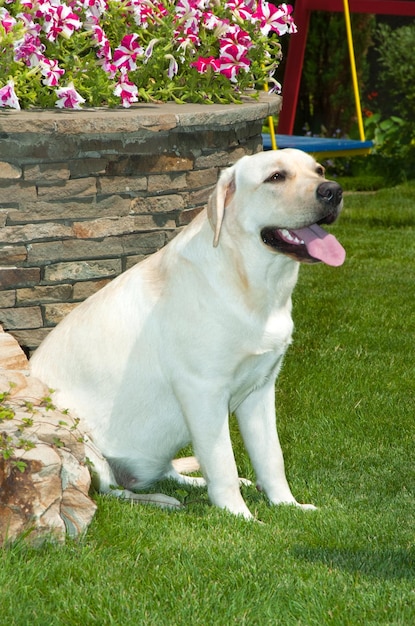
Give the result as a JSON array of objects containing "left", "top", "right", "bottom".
[{"left": 261, "top": 224, "right": 346, "bottom": 267}]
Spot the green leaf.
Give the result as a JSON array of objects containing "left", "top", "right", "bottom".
[{"left": 11, "top": 460, "right": 27, "bottom": 473}]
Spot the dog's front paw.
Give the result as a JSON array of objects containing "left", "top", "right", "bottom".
[
  {"left": 267, "top": 496, "right": 318, "bottom": 511},
  {"left": 295, "top": 502, "right": 317, "bottom": 511},
  {"left": 239, "top": 477, "right": 252, "bottom": 487}
]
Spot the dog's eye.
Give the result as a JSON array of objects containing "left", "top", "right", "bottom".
[
  {"left": 316, "top": 166, "right": 325, "bottom": 176},
  {"left": 266, "top": 171, "right": 286, "bottom": 183}
]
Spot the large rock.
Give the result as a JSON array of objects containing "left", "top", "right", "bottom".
[
  {"left": 0, "top": 326, "right": 28, "bottom": 370},
  {"left": 0, "top": 325, "right": 97, "bottom": 546}
]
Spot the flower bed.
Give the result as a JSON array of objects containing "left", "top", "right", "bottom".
[{"left": 0, "top": 0, "right": 295, "bottom": 108}]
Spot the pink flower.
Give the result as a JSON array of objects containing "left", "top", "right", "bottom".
[
  {"left": 14, "top": 12, "right": 41, "bottom": 36},
  {"left": 103, "top": 61, "right": 118, "bottom": 77},
  {"left": 175, "top": 0, "right": 202, "bottom": 32},
  {"left": 203, "top": 11, "right": 230, "bottom": 38},
  {"left": 144, "top": 38, "right": 159, "bottom": 62},
  {"left": 0, "top": 7, "right": 16, "bottom": 32},
  {"left": 128, "top": 1, "right": 153, "bottom": 28},
  {"left": 221, "top": 24, "right": 252, "bottom": 50},
  {"left": 128, "top": 0, "right": 168, "bottom": 28},
  {"left": 86, "top": 20, "right": 112, "bottom": 62},
  {"left": 0, "top": 80, "right": 21, "bottom": 110},
  {"left": 76, "top": 0, "right": 108, "bottom": 19},
  {"left": 113, "top": 33, "right": 143, "bottom": 71},
  {"left": 253, "top": 2, "right": 297, "bottom": 36},
  {"left": 40, "top": 57, "right": 65, "bottom": 86},
  {"left": 218, "top": 42, "right": 251, "bottom": 81},
  {"left": 268, "top": 80, "right": 282, "bottom": 94},
  {"left": 41, "top": 3, "right": 82, "bottom": 41},
  {"left": 55, "top": 82, "right": 86, "bottom": 108},
  {"left": 175, "top": 0, "right": 206, "bottom": 10},
  {"left": 113, "top": 68, "right": 138, "bottom": 107},
  {"left": 225, "top": 0, "right": 255, "bottom": 22},
  {"left": 152, "top": 2, "right": 169, "bottom": 19},
  {"left": 14, "top": 33, "right": 45, "bottom": 68},
  {"left": 165, "top": 54, "right": 179, "bottom": 79},
  {"left": 175, "top": 31, "right": 200, "bottom": 54},
  {"left": 191, "top": 56, "right": 221, "bottom": 73}
]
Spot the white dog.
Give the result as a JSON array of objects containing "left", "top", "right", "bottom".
[{"left": 31, "top": 149, "right": 345, "bottom": 519}]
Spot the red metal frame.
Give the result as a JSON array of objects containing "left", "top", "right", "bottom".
[{"left": 277, "top": 0, "right": 415, "bottom": 134}]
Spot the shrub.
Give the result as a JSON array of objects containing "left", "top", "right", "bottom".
[
  {"left": 295, "top": 11, "right": 375, "bottom": 137},
  {"left": 374, "top": 22, "right": 415, "bottom": 122},
  {"left": 358, "top": 22, "right": 415, "bottom": 183}
]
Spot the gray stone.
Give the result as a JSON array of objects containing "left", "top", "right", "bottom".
[
  {"left": 1, "top": 223, "right": 72, "bottom": 245},
  {"left": 99, "top": 176, "right": 147, "bottom": 195},
  {"left": 43, "top": 302, "right": 79, "bottom": 326},
  {"left": 6, "top": 197, "right": 131, "bottom": 223},
  {"left": 0, "top": 182, "right": 37, "bottom": 202},
  {"left": 23, "top": 163, "right": 70, "bottom": 182},
  {"left": 43, "top": 259, "right": 121, "bottom": 283},
  {"left": 0, "top": 245, "right": 27, "bottom": 264},
  {"left": 0, "top": 306, "right": 43, "bottom": 330},
  {"left": 72, "top": 215, "right": 176, "bottom": 239},
  {"left": 0, "top": 162, "right": 22, "bottom": 179},
  {"left": 0, "top": 290, "right": 15, "bottom": 308},
  {"left": 130, "top": 194, "right": 185, "bottom": 214},
  {"left": 0, "top": 268, "right": 40, "bottom": 290},
  {"left": 72, "top": 279, "right": 110, "bottom": 300},
  {"left": 36, "top": 178, "right": 97, "bottom": 200},
  {"left": 9, "top": 328, "right": 51, "bottom": 352},
  {"left": 16, "top": 284, "right": 73, "bottom": 306}
]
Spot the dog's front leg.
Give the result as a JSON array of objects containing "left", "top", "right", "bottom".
[
  {"left": 236, "top": 382, "right": 316, "bottom": 510},
  {"left": 177, "top": 389, "right": 253, "bottom": 519}
]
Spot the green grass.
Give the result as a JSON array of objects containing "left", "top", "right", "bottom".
[{"left": 2, "top": 182, "right": 415, "bottom": 625}]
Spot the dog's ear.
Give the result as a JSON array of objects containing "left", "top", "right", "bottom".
[{"left": 207, "top": 166, "right": 236, "bottom": 247}]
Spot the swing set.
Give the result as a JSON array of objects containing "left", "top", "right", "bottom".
[{"left": 263, "top": 0, "right": 415, "bottom": 157}]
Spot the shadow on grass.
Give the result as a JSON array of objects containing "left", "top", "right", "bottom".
[{"left": 293, "top": 545, "right": 415, "bottom": 580}]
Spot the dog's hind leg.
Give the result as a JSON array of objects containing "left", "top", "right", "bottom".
[
  {"left": 85, "top": 438, "right": 183, "bottom": 509},
  {"left": 117, "top": 491, "right": 183, "bottom": 508}
]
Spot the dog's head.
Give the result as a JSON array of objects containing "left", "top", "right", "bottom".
[{"left": 207, "top": 149, "right": 345, "bottom": 267}]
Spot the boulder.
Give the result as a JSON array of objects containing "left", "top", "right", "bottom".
[{"left": 0, "top": 325, "right": 97, "bottom": 546}]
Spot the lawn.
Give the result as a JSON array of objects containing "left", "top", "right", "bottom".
[{"left": 1, "top": 181, "right": 415, "bottom": 625}]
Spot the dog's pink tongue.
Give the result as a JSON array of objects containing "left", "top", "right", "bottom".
[{"left": 293, "top": 224, "right": 346, "bottom": 266}]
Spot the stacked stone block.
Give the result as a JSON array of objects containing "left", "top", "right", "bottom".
[{"left": 0, "top": 96, "right": 280, "bottom": 353}]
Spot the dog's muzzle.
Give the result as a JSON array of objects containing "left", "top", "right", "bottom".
[
  {"left": 261, "top": 179, "right": 345, "bottom": 266},
  {"left": 317, "top": 181, "right": 343, "bottom": 208}
]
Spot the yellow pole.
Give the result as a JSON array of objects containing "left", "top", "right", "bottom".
[
  {"left": 267, "top": 113, "right": 277, "bottom": 150},
  {"left": 343, "top": 0, "right": 366, "bottom": 141},
  {"left": 264, "top": 79, "right": 278, "bottom": 150}
]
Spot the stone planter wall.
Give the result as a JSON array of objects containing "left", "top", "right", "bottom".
[{"left": 0, "top": 95, "right": 280, "bottom": 354}]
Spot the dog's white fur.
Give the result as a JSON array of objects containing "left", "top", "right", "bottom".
[{"left": 31, "top": 149, "right": 342, "bottom": 519}]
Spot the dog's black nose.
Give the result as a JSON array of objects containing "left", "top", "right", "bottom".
[{"left": 317, "top": 181, "right": 343, "bottom": 207}]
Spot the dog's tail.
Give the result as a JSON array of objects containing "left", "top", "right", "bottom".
[{"left": 171, "top": 456, "right": 200, "bottom": 474}]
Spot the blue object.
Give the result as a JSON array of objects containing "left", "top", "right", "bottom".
[{"left": 262, "top": 134, "right": 373, "bottom": 157}]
